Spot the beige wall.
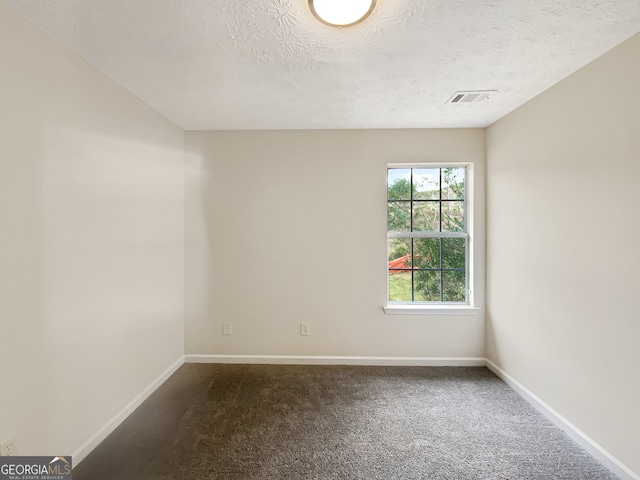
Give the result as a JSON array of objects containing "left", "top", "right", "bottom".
[
  {"left": 0, "top": 3, "right": 184, "bottom": 458},
  {"left": 487, "top": 33, "right": 640, "bottom": 476},
  {"left": 185, "top": 129, "right": 485, "bottom": 358}
]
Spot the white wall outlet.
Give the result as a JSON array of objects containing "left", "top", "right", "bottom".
[
  {"left": 223, "top": 322, "right": 232, "bottom": 335},
  {"left": 1, "top": 435, "right": 17, "bottom": 456},
  {"left": 300, "top": 322, "right": 310, "bottom": 336}
]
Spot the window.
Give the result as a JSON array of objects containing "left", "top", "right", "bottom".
[{"left": 387, "top": 165, "right": 470, "bottom": 306}]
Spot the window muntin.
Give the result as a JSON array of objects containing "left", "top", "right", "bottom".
[{"left": 387, "top": 166, "right": 469, "bottom": 304}]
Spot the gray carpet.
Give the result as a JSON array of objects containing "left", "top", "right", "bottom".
[{"left": 73, "top": 365, "right": 617, "bottom": 480}]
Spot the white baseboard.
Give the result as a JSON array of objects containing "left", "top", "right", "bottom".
[
  {"left": 72, "top": 356, "right": 185, "bottom": 466},
  {"left": 185, "top": 354, "right": 486, "bottom": 366},
  {"left": 485, "top": 359, "right": 639, "bottom": 480}
]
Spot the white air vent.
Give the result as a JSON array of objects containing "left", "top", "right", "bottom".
[{"left": 447, "top": 90, "right": 497, "bottom": 104}]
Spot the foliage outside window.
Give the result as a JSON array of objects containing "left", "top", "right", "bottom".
[{"left": 387, "top": 166, "right": 468, "bottom": 304}]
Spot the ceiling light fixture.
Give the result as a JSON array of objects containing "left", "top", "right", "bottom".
[{"left": 309, "top": 0, "right": 377, "bottom": 28}]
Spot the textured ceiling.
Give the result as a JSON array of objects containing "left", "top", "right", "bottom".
[{"left": 4, "top": 0, "right": 640, "bottom": 129}]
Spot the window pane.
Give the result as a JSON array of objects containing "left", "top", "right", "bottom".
[
  {"left": 388, "top": 202, "right": 410, "bottom": 232},
  {"left": 441, "top": 201, "right": 464, "bottom": 232},
  {"left": 412, "top": 201, "right": 439, "bottom": 231},
  {"left": 442, "top": 167, "right": 465, "bottom": 200},
  {"left": 413, "top": 169, "right": 440, "bottom": 200},
  {"left": 387, "top": 165, "right": 469, "bottom": 305},
  {"left": 413, "top": 238, "right": 440, "bottom": 269},
  {"left": 443, "top": 270, "right": 466, "bottom": 302},
  {"left": 387, "top": 169, "right": 411, "bottom": 200},
  {"left": 442, "top": 238, "right": 466, "bottom": 269},
  {"left": 414, "top": 270, "right": 441, "bottom": 301},
  {"left": 388, "top": 238, "right": 411, "bottom": 264},
  {"left": 388, "top": 271, "right": 412, "bottom": 302}
]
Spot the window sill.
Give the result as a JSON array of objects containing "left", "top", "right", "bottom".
[{"left": 383, "top": 305, "right": 481, "bottom": 315}]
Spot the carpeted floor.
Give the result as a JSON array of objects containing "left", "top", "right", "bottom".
[{"left": 73, "top": 365, "right": 617, "bottom": 480}]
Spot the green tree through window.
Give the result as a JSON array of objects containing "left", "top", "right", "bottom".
[{"left": 388, "top": 166, "right": 468, "bottom": 303}]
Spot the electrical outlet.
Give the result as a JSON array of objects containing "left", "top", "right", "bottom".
[
  {"left": 1, "top": 435, "right": 17, "bottom": 456},
  {"left": 300, "top": 322, "right": 310, "bottom": 336},
  {"left": 223, "top": 322, "right": 232, "bottom": 335}
]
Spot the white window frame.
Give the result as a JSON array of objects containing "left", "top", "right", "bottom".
[{"left": 383, "top": 163, "right": 479, "bottom": 315}]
